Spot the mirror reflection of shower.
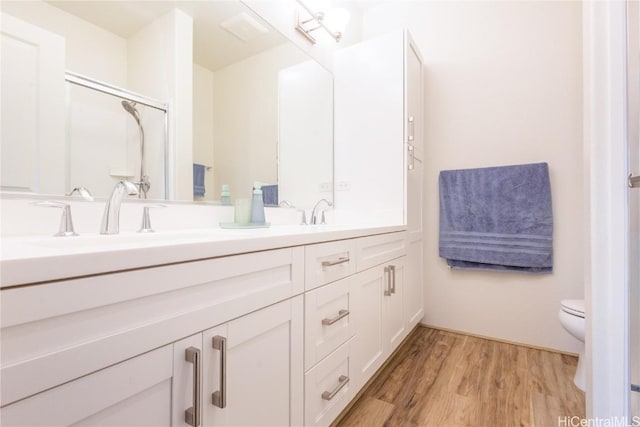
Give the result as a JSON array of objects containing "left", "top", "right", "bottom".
[{"left": 121, "top": 100, "right": 149, "bottom": 198}]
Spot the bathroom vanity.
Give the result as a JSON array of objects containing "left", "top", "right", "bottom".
[{"left": 0, "top": 226, "right": 420, "bottom": 427}]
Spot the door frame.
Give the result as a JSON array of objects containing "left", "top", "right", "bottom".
[{"left": 583, "top": 0, "right": 631, "bottom": 420}]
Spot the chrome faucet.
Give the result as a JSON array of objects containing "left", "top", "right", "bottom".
[
  {"left": 310, "top": 199, "right": 333, "bottom": 225},
  {"left": 101, "top": 181, "right": 139, "bottom": 234}
]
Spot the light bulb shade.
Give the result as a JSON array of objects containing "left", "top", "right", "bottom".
[{"left": 324, "top": 7, "right": 350, "bottom": 36}]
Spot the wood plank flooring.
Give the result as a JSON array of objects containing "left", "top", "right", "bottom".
[{"left": 337, "top": 327, "right": 585, "bottom": 427}]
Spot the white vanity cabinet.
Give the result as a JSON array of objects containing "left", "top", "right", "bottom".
[
  {"left": 0, "top": 247, "right": 304, "bottom": 426},
  {"left": 173, "top": 297, "right": 303, "bottom": 427},
  {"left": 0, "top": 229, "right": 417, "bottom": 427}
]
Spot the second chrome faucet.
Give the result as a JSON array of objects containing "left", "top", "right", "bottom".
[{"left": 101, "top": 181, "right": 139, "bottom": 234}]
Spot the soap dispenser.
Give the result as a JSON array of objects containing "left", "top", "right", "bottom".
[{"left": 250, "top": 182, "right": 266, "bottom": 224}]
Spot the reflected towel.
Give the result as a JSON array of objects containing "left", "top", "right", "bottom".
[
  {"left": 439, "top": 162, "right": 553, "bottom": 273},
  {"left": 193, "top": 163, "right": 206, "bottom": 197},
  {"left": 261, "top": 184, "right": 278, "bottom": 206}
]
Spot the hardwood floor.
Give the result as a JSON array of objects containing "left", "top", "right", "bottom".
[{"left": 337, "top": 327, "right": 585, "bottom": 427}]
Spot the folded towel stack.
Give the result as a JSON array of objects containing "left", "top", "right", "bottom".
[{"left": 439, "top": 162, "right": 553, "bottom": 273}]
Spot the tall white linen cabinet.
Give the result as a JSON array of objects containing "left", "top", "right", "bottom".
[{"left": 334, "top": 25, "right": 425, "bottom": 406}]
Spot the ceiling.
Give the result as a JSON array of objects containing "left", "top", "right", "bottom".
[{"left": 46, "top": 0, "right": 289, "bottom": 71}]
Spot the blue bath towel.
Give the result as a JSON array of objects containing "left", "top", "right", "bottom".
[
  {"left": 439, "top": 162, "right": 553, "bottom": 273},
  {"left": 193, "top": 163, "right": 206, "bottom": 197}
]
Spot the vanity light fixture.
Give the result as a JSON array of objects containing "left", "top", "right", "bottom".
[{"left": 295, "top": 0, "right": 350, "bottom": 44}]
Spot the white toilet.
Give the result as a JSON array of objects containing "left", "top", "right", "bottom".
[{"left": 558, "top": 299, "right": 585, "bottom": 391}]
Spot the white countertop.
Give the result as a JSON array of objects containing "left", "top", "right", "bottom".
[{"left": 0, "top": 224, "right": 405, "bottom": 287}]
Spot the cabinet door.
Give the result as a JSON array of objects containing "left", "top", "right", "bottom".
[
  {"left": 383, "top": 257, "right": 407, "bottom": 352},
  {"left": 350, "top": 267, "right": 386, "bottom": 389},
  {"left": 202, "top": 297, "right": 304, "bottom": 427},
  {"left": 0, "top": 13, "right": 66, "bottom": 194},
  {"left": 405, "top": 32, "right": 424, "bottom": 234},
  {"left": 405, "top": 238, "right": 425, "bottom": 331},
  {"left": 1, "top": 346, "right": 173, "bottom": 426}
]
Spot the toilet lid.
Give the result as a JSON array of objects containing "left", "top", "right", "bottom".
[{"left": 561, "top": 299, "right": 585, "bottom": 318}]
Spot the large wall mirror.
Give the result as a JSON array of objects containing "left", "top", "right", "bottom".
[{"left": 0, "top": 0, "right": 334, "bottom": 208}]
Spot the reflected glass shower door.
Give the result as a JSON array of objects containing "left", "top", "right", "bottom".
[
  {"left": 65, "top": 73, "right": 168, "bottom": 199},
  {"left": 628, "top": 0, "right": 640, "bottom": 418}
]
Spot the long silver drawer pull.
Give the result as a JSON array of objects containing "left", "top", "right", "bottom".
[
  {"left": 322, "top": 375, "right": 350, "bottom": 401},
  {"left": 211, "top": 335, "right": 227, "bottom": 408},
  {"left": 408, "top": 116, "right": 415, "bottom": 142},
  {"left": 408, "top": 144, "right": 415, "bottom": 170},
  {"left": 185, "top": 347, "right": 201, "bottom": 427},
  {"left": 390, "top": 265, "right": 396, "bottom": 294},
  {"left": 384, "top": 266, "right": 391, "bottom": 296},
  {"left": 322, "top": 257, "right": 350, "bottom": 268},
  {"left": 322, "top": 309, "right": 350, "bottom": 325}
]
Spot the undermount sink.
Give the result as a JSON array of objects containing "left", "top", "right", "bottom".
[
  {"left": 19, "top": 229, "right": 242, "bottom": 250},
  {"left": 4, "top": 224, "right": 352, "bottom": 253}
]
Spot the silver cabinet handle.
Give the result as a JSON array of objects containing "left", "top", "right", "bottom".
[
  {"left": 185, "top": 347, "right": 201, "bottom": 427},
  {"left": 408, "top": 144, "right": 415, "bottom": 171},
  {"left": 211, "top": 336, "right": 227, "bottom": 409},
  {"left": 322, "top": 309, "right": 350, "bottom": 326},
  {"left": 322, "top": 375, "right": 350, "bottom": 401},
  {"left": 389, "top": 265, "right": 396, "bottom": 294},
  {"left": 408, "top": 116, "right": 415, "bottom": 142},
  {"left": 384, "top": 266, "right": 392, "bottom": 296},
  {"left": 322, "top": 257, "right": 350, "bottom": 268}
]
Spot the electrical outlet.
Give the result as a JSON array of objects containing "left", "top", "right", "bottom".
[
  {"left": 336, "top": 181, "right": 351, "bottom": 191},
  {"left": 319, "top": 182, "right": 332, "bottom": 192}
]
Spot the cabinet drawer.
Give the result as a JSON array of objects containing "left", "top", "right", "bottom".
[
  {"left": 1, "top": 345, "right": 173, "bottom": 426},
  {"left": 305, "top": 338, "right": 354, "bottom": 427},
  {"left": 305, "top": 240, "right": 357, "bottom": 290},
  {"left": 305, "top": 277, "right": 354, "bottom": 370},
  {"left": 356, "top": 232, "right": 406, "bottom": 271}
]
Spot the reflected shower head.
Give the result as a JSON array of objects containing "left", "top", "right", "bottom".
[{"left": 121, "top": 100, "right": 141, "bottom": 125}]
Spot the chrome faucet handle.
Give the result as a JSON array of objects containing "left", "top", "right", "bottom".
[
  {"left": 297, "top": 209, "right": 308, "bottom": 226},
  {"left": 67, "top": 187, "right": 94, "bottom": 201},
  {"left": 138, "top": 204, "right": 166, "bottom": 233},
  {"left": 35, "top": 201, "right": 78, "bottom": 237}
]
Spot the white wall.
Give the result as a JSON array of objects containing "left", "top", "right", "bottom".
[
  {"left": 193, "top": 64, "right": 216, "bottom": 201},
  {"left": 363, "top": 1, "right": 584, "bottom": 353},
  {"left": 212, "top": 43, "right": 307, "bottom": 201}
]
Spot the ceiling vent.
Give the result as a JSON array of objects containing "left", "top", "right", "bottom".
[{"left": 219, "top": 12, "right": 269, "bottom": 42}]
